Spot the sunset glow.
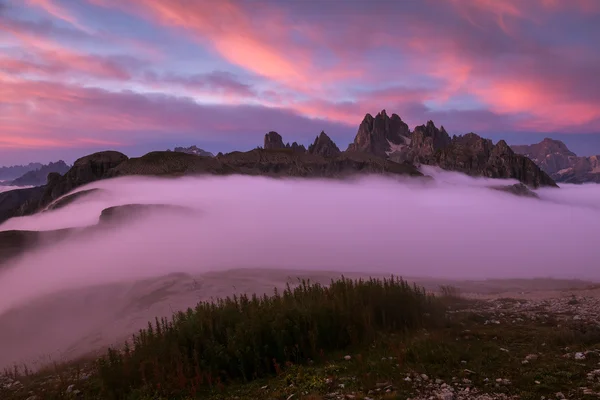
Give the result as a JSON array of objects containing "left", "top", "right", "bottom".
[{"left": 1, "top": 0, "right": 599, "bottom": 164}]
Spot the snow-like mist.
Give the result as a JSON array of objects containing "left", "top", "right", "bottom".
[{"left": 0, "top": 170, "right": 599, "bottom": 316}]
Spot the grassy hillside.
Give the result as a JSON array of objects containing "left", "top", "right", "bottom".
[{"left": 3, "top": 278, "right": 600, "bottom": 400}]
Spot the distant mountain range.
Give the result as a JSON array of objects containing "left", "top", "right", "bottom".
[
  {"left": 512, "top": 139, "right": 600, "bottom": 184},
  {"left": 0, "top": 163, "right": 44, "bottom": 181},
  {"left": 0, "top": 109, "right": 578, "bottom": 225},
  {"left": 0, "top": 161, "right": 70, "bottom": 187}
]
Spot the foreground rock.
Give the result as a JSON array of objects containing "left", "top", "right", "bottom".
[{"left": 512, "top": 138, "right": 600, "bottom": 184}]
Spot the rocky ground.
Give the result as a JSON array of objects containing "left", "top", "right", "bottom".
[{"left": 1, "top": 274, "right": 599, "bottom": 399}]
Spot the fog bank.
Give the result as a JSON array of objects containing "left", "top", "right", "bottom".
[{"left": 0, "top": 171, "right": 599, "bottom": 315}]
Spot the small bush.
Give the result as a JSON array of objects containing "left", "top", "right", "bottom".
[{"left": 97, "top": 276, "right": 442, "bottom": 399}]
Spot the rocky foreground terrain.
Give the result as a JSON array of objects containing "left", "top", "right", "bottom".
[{"left": 1, "top": 272, "right": 600, "bottom": 400}]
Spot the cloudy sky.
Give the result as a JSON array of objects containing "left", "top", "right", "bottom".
[{"left": 1, "top": 0, "right": 599, "bottom": 165}]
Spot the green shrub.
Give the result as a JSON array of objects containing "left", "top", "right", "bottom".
[{"left": 97, "top": 276, "right": 442, "bottom": 399}]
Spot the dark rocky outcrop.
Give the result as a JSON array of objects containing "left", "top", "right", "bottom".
[
  {"left": 433, "top": 135, "right": 557, "bottom": 188},
  {"left": 39, "top": 151, "right": 129, "bottom": 208},
  {"left": 8, "top": 161, "right": 70, "bottom": 187},
  {"left": 308, "top": 131, "right": 341, "bottom": 157},
  {"left": 171, "top": 145, "right": 214, "bottom": 157},
  {"left": 264, "top": 132, "right": 306, "bottom": 153},
  {"left": 512, "top": 138, "right": 600, "bottom": 184},
  {"left": 264, "top": 131, "right": 285, "bottom": 149},
  {"left": 347, "top": 110, "right": 411, "bottom": 157}
]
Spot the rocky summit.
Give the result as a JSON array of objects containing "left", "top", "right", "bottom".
[
  {"left": 349, "top": 110, "right": 556, "bottom": 188},
  {"left": 512, "top": 138, "right": 600, "bottom": 184},
  {"left": 264, "top": 131, "right": 285, "bottom": 149},
  {"left": 308, "top": 131, "right": 341, "bottom": 157},
  {"left": 347, "top": 109, "right": 412, "bottom": 157}
]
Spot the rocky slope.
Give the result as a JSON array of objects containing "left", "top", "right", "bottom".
[
  {"left": 7, "top": 161, "right": 70, "bottom": 187},
  {"left": 349, "top": 110, "right": 557, "bottom": 188},
  {"left": 512, "top": 138, "right": 600, "bottom": 184}
]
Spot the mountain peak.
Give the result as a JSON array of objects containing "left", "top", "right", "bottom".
[
  {"left": 264, "top": 131, "right": 285, "bottom": 149},
  {"left": 308, "top": 131, "right": 340, "bottom": 157},
  {"left": 348, "top": 109, "right": 411, "bottom": 157}
]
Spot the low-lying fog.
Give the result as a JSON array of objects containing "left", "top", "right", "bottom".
[
  {"left": 1, "top": 168, "right": 599, "bottom": 317},
  {"left": 0, "top": 169, "right": 599, "bottom": 369}
]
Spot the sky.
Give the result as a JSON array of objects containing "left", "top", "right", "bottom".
[{"left": 1, "top": 0, "right": 599, "bottom": 165}]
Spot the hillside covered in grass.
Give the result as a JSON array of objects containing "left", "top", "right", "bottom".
[{"left": 4, "top": 277, "right": 600, "bottom": 400}]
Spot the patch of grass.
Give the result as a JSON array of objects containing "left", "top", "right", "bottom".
[{"left": 96, "top": 276, "right": 440, "bottom": 399}]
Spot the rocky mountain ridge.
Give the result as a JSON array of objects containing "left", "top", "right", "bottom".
[
  {"left": 346, "top": 110, "right": 556, "bottom": 188},
  {"left": 0, "top": 110, "right": 559, "bottom": 224},
  {"left": 511, "top": 138, "right": 600, "bottom": 184},
  {"left": 0, "top": 163, "right": 44, "bottom": 181},
  {"left": 5, "top": 161, "right": 70, "bottom": 187}
]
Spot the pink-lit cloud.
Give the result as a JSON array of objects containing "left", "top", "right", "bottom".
[{"left": 0, "top": 0, "right": 599, "bottom": 160}]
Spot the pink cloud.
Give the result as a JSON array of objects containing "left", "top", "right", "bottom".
[
  {"left": 0, "top": 18, "right": 132, "bottom": 80},
  {"left": 25, "top": 0, "right": 89, "bottom": 32},
  {"left": 1, "top": 0, "right": 599, "bottom": 158}
]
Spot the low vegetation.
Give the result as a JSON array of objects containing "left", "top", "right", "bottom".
[{"left": 3, "top": 278, "right": 600, "bottom": 400}]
